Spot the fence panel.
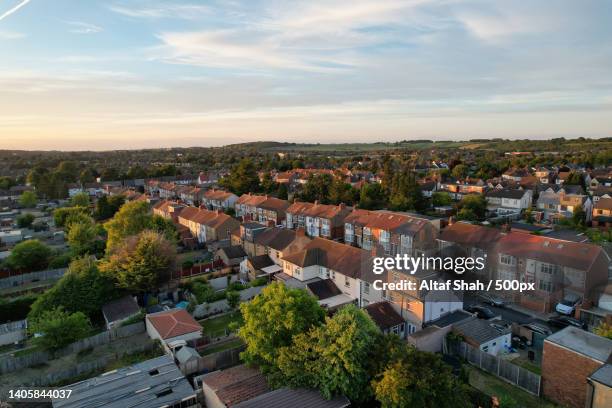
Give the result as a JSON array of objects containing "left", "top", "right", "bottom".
[
  {"left": 446, "top": 340, "right": 541, "bottom": 396},
  {"left": 0, "top": 268, "right": 67, "bottom": 289}
]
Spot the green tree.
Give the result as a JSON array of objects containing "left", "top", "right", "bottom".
[
  {"left": 299, "top": 174, "right": 333, "bottom": 204},
  {"left": 100, "top": 230, "right": 176, "bottom": 293},
  {"left": 53, "top": 206, "right": 88, "bottom": 228},
  {"left": 572, "top": 205, "right": 586, "bottom": 228},
  {"left": 432, "top": 192, "right": 452, "bottom": 207},
  {"left": 6, "top": 240, "right": 51, "bottom": 271},
  {"left": 104, "top": 200, "right": 152, "bottom": 251},
  {"left": 94, "top": 195, "right": 125, "bottom": 221},
  {"left": 19, "top": 191, "right": 37, "bottom": 208},
  {"left": 451, "top": 164, "right": 468, "bottom": 179},
  {"left": 70, "top": 192, "right": 90, "bottom": 207},
  {"left": 226, "top": 290, "right": 240, "bottom": 309},
  {"left": 593, "top": 322, "right": 612, "bottom": 339},
  {"left": 0, "top": 176, "right": 16, "bottom": 190},
  {"left": 28, "top": 257, "right": 117, "bottom": 320},
  {"left": 221, "top": 158, "right": 261, "bottom": 195},
  {"left": 29, "top": 307, "right": 91, "bottom": 351},
  {"left": 372, "top": 345, "right": 470, "bottom": 408},
  {"left": 238, "top": 283, "right": 324, "bottom": 374},
  {"left": 68, "top": 221, "right": 103, "bottom": 257},
  {"left": 359, "top": 183, "right": 386, "bottom": 209},
  {"left": 328, "top": 178, "right": 357, "bottom": 205},
  {"left": 16, "top": 213, "right": 35, "bottom": 228},
  {"left": 456, "top": 194, "right": 487, "bottom": 221},
  {"left": 277, "top": 304, "right": 380, "bottom": 402},
  {"left": 277, "top": 183, "right": 288, "bottom": 200}
]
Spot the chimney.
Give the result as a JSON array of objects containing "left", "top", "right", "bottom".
[{"left": 314, "top": 200, "right": 319, "bottom": 206}]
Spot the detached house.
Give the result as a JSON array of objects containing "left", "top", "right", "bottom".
[
  {"left": 279, "top": 238, "right": 383, "bottom": 309},
  {"left": 201, "top": 189, "right": 238, "bottom": 211},
  {"left": 286, "top": 201, "right": 352, "bottom": 240},
  {"left": 485, "top": 188, "right": 532, "bottom": 214},
  {"left": 536, "top": 185, "right": 592, "bottom": 222},
  {"left": 437, "top": 178, "right": 487, "bottom": 200},
  {"left": 502, "top": 167, "right": 531, "bottom": 182},
  {"left": 177, "top": 207, "right": 240, "bottom": 246},
  {"left": 232, "top": 225, "right": 311, "bottom": 266},
  {"left": 235, "top": 194, "right": 290, "bottom": 226},
  {"left": 344, "top": 209, "right": 438, "bottom": 257}
]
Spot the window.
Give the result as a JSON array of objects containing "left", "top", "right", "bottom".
[
  {"left": 363, "top": 282, "right": 370, "bottom": 294},
  {"left": 499, "top": 254, "right": 516, "bottom": 266},
  {"left": 331, "top": 270, "right": 335, "bottom": 279},
  {"left": 539, "top": 279, "right": 553, "bottom": 292},
  {"left": 345, "top": 276, "right": 350, "bottom": 287},
  {"left": 482, "top": 346, "right": 489, "bottom": 352},
  {"left": 540, "top": 263, "right": 556, "bottom": 274}
]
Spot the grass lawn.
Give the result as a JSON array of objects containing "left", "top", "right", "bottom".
[
  {"left": 200, "top": 311, "right": 243, "bottom": 338},
  {"left": 468, "top": 366, "right": 558, "bottom": 408},
  {"left": 512, "top": 357, "right": 542, "bottom": 375},
  {"left": 200, "top": 338, "right": 244, "bottom": 356}
]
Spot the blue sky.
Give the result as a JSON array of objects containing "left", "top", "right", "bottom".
[{"left": 0, "top": 0, "right": 611, "bottom": 150}]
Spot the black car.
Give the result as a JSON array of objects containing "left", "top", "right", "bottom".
[
  {"left": 547, "top": 316, "right": 587, "bottom": 330},
  {"left": 466, "top": 305, "right": 496, "bottom": 319}
]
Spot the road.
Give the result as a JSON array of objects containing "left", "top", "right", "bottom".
[{"left": 463, "top": 293, "right": 552, "bottom": 327}]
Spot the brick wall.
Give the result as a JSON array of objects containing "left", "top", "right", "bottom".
[{"left": 541, "top": 341, "right": 603, "bottom": 408}]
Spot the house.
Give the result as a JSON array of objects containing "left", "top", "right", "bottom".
[
  {"left": 231, "top": 222, "right": 268, "bottom": 256},
  {"left": 242, "top": 254, "right": 276, "bottom": 281},
  {"left": 438, "top": 222, "right": 503, "bottom": 281},
  {"left": 101, "top": 295, "right": 140, "bottom": 330},
  {"left": 280, "top": 238, "right": 383, "bottom": 308},
  {"left": 587, "top": 364, "right": 612, "bottom": 408},
  {"left": 408, "top": 310, "right": 473, "bottom": 353},
  {"left": 502, "top": 167, "right": 531, "bottom": 182},
  {"left": 344, "top": 209, "right": 438, "bottom": 257},
  {"left": 364, "top": 301, "right": 407, "bottom": 338},
  {"left": 146, "top": 308, "right": 202, "bottom": 348},
  {"left": 235, "top": 194, "right": 289, "bottom": 226},
  {"left": 217, "top": 245, "right": 247, "bottom": 268},
  {"left": 591, "top": 186, "right": 612, "bottom": 203},
  {"left": 52, "top": 355, "right": 197, "bottom": 408},
  {"left": 452, "top": 318, "right": 511, "bottom": 355},
  {"left": 493, "top": 233, "right": 609, "bottom": 313},
  {"left": 0, "top": 229, "right": 22, "bottom": 246},
  {"left": 534, "top": 167, "right": 555, "bottom": 184},
  {"left": 200, "top": 364, "right": 270, "bottom": 408},
  {"left": 177, "top": 207, "right": 240, "bottom": 246},
  {"left": 234, "top": 388, "right": 350, "bottom": 408},
  {"left": 592, "top": 198, "right": 612, "bottom": 229},
  {"left": 202, "top": 189, "right": 238, "bottom": 211},
  {"left": 385, "top": 267, "right": 464, "bottom": 334},
  {"left": 233, "top": 226, "right": 311, "bottom": 265},
  {"left": 485, "top": 188, "right": 532, "bottom": 214},
  {"left": 536, "top": 185, "right": 591, "bottom": 222},
  {"left": 542, "top": 327, "right": 612, "bottom": 408},
  {"left": 418, "top": 180, "right": 437, "bottom": 197},
  {"left": 285, "top": 201, "right": 351, "bottom": 240},
  {"left": 198, "top": 171, "right": 220, "bottom": 186},
  {"left": 152, "top": 200, "right": 185, "bottom": 222},
  {"left": 437, "top": 178, "right": 487, "bottom": 200}
]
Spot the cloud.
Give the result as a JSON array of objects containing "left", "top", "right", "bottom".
[
  {"left": 0, "top": 30, "right": 25, "bottom": 39},
  {"left": 0, "top": 0, "right": 31, "bottom": 22},
  {"left": 67, "top": 21, "right": 103, "bottom": 34},
  {"left": 108, "top": 2, "right": 210, "bottom": 20}
]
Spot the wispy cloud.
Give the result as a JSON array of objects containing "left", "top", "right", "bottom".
[
  {"left": 0, "top": 0, "right": 31, "bottom": 22},
  {"left": 108, "top": 2, "right": 210, "bottom": 20},
  {"left": 67, "top": 21, "right": 103, "bottom": 34},
  {"left": 0, "top": 30, "right": 25, "bottom": 39}
]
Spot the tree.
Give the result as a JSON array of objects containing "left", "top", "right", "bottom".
[
  {"left": 451, "top": 164, "right": 468, "bottom": 179},
  {"left": 70, "top": 192, "right": 90, "bottom": 207},
  {"left": 226, "top": 290, "right": 240, "bottom": 309},
  {"left": 277, "top": 304, "right": 380, "bottom": 402},
  {"left": 6, "top": 240, "right": 51, "bottom": 271},
  {"left": 299, "top": 174, "right": 333, "bottom": 204},
  {"left": 68, "top": 221, "right": 104, "bottom": 257},
  {"left": 104, "top": 200, "right": 154, "bottom": 251},
  {"left": 456, "top": 194, "right": 487, "bottom": 221},
  {"left": 432, "top": 192, "right": 452, "bottom": 207},
  {"left": 572, "top": 205, "right": 586, "bottom": 228},
  {"left": 328, "top": 178, "right": 357, "bottom": 205},
  {"left": 0, "top": 176, "right": 16, "bottom": 191},
  {"left": 29, "top": 307, "right": 91, "bottom": 351},
  {"left": 221, "top": 158, "right": 261, "bottom": 195},
  {"left": 53, "top": 206, "right": 88, "bottom": 228},
  {"left": 277, "top": 183, "right": 288, "bottom": 200},
  {"left": 16, "top": 213, "right": 35, "bottom": 228},
  {"left": 100, "top": 230, "right": 176, "bottom": 293},
  {"left": 19, "top": 191, "right": 37, "bottom": 208},
  {"left": 359, "top": 183, "right": 386, "bottom": 209},
  {"left": 28, "top": 257, "right": 117, "bottom": 320},
  {"left": 372, "top": 345, "right": 470, "bottom": 408},
  {"left": 593, "top": 322, "right": 612, "bottom": 339},
  {"left": 94, "top": 195, "right": 125, "bottom": 221},
  {"left": 238, "top": 283, "right": 324, "bottom": 374}
]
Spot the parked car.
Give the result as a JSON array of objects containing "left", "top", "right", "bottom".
[
  {"left": 466, "top": 305, "right": 496, "bottom": 319},
  {"left": 521, "top": 323, "right": 552, "bottom": 336},
  {"left": 547, "top": 316, "right": 587, "bottom": 330},
  {"left": 480, "top": 293, "right": 505, "bottom": 307},
  {"left": 555, "top": 295, "right": 581, "bottom": 315}
]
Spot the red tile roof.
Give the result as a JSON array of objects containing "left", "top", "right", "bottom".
[
  {"left": 203, "top": 364, "right": 269, "bottom": 407},
  {"left": 146, "top": 309, "right": 202, "bottom": 340},
  {"left": 439, "top": 222, "right": 503, "bottom": 249},
  {"left": 345, "top": 209, "right": 427, "bottom": 235}
]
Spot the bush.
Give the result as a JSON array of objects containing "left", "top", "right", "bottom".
[
  {"left": 48, "top": 253, "right": 72, "bottom": 269},
  {"left": 250, "top": 277, "right": 268, "bottom": 287},
  {"left": 182, "top": 260, "right": 194, "bottom": 269},
  {"left": 29, "top": 307, "right": 92, "bottom": 351},
  {"left": 16, "top": 213, "right": 35, "bottom": 228},
  {"left": 5, "top": 239, "right": 52, "bottom": 272}
]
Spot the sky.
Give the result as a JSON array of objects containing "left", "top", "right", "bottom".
[{"left": 0, "top": 0, "right": 611, "bottom": 151}]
